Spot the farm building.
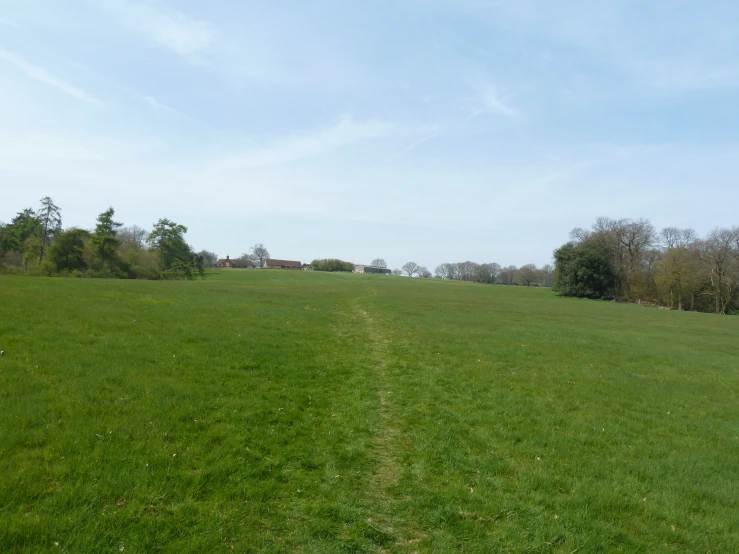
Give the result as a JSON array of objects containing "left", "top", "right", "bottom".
[
  {"left": 353, "top": 265, "right": 392, "bottom": 275},
  {"left": 265, "top": 259, "right": 303, "bottom": 270},
  {"left": 216, "top": 256, "right": 255, "bottom": 268}
]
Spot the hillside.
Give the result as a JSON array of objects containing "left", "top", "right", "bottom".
[{"left": 1, "top": 271, "right": 737, "bottom": 553}]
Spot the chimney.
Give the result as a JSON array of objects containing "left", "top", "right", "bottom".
[{"left": 226, "top": 255, "right": 230, "bottom": 260}]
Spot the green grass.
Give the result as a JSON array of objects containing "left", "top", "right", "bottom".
[{"left": 1, "top": 270, "right": 738, "bottom": 553}]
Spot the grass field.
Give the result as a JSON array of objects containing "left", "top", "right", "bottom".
[{"left": 1, "top": 270, "right": 738, "bottom": 553}]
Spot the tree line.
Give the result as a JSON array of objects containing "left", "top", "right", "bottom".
[
  {"left": 0, "top": 197, "right": 206, "bottom": 280},
  {"left": 553, "top": 217, "right": 739, "bottom": 314}
]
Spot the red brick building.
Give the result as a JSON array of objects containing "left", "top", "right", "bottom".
[{"left": 216, "top": 255, "right": 255, "bottom": 268}]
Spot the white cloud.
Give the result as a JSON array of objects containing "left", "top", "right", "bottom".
[
  {"left": 99, "top": 0, "right": 215, "bottom": 58},
  {"left": 0, "top": 48, "right": 101, "bottom": 104},
  {"left": 208, "top": 116, "right": 399, "bottom": 171}
]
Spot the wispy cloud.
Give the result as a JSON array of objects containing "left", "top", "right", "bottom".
[
  {"left": 629, "top": 58, "right": 739, "bottom": 91},
  {"left": 383, "top": 131, "right": 440, "bottom": 163},
  {"left": 123, "top": 87, "right": 178, "bottom": 114},
  {"left": 0, "top": 18, "right": 23, "bottom": 30},
  {"left": 208, "top": 116, "right": 399, "bottom": 171},
  {"left": 99, "top": 0, "right": 215, "bottom": 59},
  {"left": 470, "top": 84, "right": 518, "bottom": 118},
  {"left": 0, "top": 48, "right": 101, "bottom": 104}
]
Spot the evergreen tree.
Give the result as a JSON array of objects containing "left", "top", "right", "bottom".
[
  {"left": 38, "top": 196, "right": 62, "bottom": 263},
  {"left": 553, "top": 242, "right": 615, "bottom": 299},
  {"left": 91, "top": 208, "right": 122, "bottom": 263},
  {"left": 0, "top": 209, "right": 42, "bottom": 254},
  {"left": 147, "top": 219, "right": 190, "bottom": 270}
]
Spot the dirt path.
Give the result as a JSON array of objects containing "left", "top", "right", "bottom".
[{"left": 354, "top": 294, "right": 425, "bottom": 552}]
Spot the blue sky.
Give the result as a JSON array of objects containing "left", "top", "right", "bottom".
[{"left": 2, "top": 0, "right": 738, "bottom": 269}]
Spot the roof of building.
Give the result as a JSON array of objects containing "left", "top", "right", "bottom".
[{"left": 266, "top": 258, "right": 302, "bottom": 267}]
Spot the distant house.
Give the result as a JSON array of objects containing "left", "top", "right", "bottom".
[
  {"left": 354, "top": 264, "right": 392, "bottom": 275},
  {"left": 216, "top": 255, "right": 255, "bottom": 269},
  {"left": 265, "top": 258, "right": 302, "bottom": 270}
]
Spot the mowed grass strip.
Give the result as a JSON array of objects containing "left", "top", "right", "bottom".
[{"left": 0, "top": 271, "right": 738, "bottom": 553}]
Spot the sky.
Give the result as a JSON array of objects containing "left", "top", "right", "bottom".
[{"left": 1, "top": 0, "right": 738, "bottom": 270}]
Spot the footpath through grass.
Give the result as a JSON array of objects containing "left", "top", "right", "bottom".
[{"left": 0, "top": 270, "right": 737, "bottom": 553}]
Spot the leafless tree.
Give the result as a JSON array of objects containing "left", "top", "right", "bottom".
[
  {"left": 419, "top": 266, "right": 432, "bottom": 278},
  {"left": 541, "top": 264, "right": 554, "bottom": 287},
  {"left": 474, "top": 262, "right": 501, "bottom": 284},
  {"left": 370, "top": 258, "right": 387, "bottom": 268},
  {"left": 499, "top": 265, "right": 518, "bottom": 285},
  {"left": 569, "top": 227, "right": 591, "bottom": 243},
  {"left": 402, "top": 261, "right": 420, "bottom": 277},
  {"left": 518, "top": 264, "right": 539, "bottom": 287},
  {"left": 435, "top": 263, "right": 451, "bottom": 279},
  {"left": 456, "top": 261, "right": 476, "bottom": 281},
  {"left": 249, "top": 243, "right": 270, "bottom": 268},
  {"left": 391, "top": 268, "right": 402, "bottom": 276},
  {"left": 701, "top": 227, "right": 739, "bottom": 314},
  {"left": 660, "top": 227, "right": 697, "bottom": 250},
  {"left": 119, "top": 225, "right": 148, "bottom": 251}
]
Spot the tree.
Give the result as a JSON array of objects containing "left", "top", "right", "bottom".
[
  {"left": 654, "top": 229, "right": 699, "bottom": 310},
  {"left": 0, "top": 208, "right": 42, "bottom": 254},
  {"left": 518, "top": 264, "right": 539, "bottom": 287},
  {"left": 660, "top": 227, "right": 697, "bottom": 249},
  {"left": 553, "top": 242, "right": 614, "bottom": 299},
  {"left": 37, "top": 196, "right": 62, "bottom": 263},
  {"left": 48, "top": 228, "right": 89, "bottom": 271},
  {"left": 91, "top": 208, "right": 122, "bottom": 263},
  {"left": 700, "top": 227, "right": 739, "bottom": 314},
  {"left": 147, "top": 219, "right": 189, "bottom": 270},
  {"left": 391, "top": 268, "right": 402, "bottom": 276},
  {"left": 586, "top": 217, "right": 655, "bottom": 300},
  {"left": 370, "top": 258, "right": 387, "bottom": 268},
  {"left": 541, "top": 264, "right": 554, "bottom": 287},
  {"left": 119, "top": 225, "right": 148, "bottom": 251},
  {"left": 310, "top": 259, "right": 354, "bottom": 272},
  {"left": 197, "top": 250, "right": 219, "bottom": 268},
  {"left": 457, "top": 261, "right": 476, "bottom": 281},
  {"left": 250, "top": 243, "right": 270, "bottom": 268},
  {"left": 402, "top": 261, "right": 420, "bottom": 277},
  {"left": 419, "top": 266, "right": 432, "bottom": 278},
  {"left": 499, "top": 265, "right": 518, "bottom": 285}
]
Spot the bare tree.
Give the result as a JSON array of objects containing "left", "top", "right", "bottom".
[
  {"left": 701, "top": 227, "right": 739, "bottom": 314},
  {"left": 541, "top": 264, "right": 554, "bottom": 287},
  {"left": 499, "top": 265, "right": 518, "bottom": 285},
  {"left": 474, "top": 262, "right": 500, "bottom": 284},
  {"left": 569, "top": 227, "right": 592, "bottom": 243},
  {"left": 660, "top": 227, "right": 697, "bottom": 250},
  {"left": 518, "top": 264, "right": 539, "bottom": 287},
  {"left": 435, "top": 263, "right": 450, "bottom": 279},
  {"left": 119, "top": 225, "right": 148, "bottom": 251},
  {"left": 419, "top": 266, "right": 432, "bottom": 278},
  {"left": 457, "top": 261, "right": 476, "bottom": 281},
  {"left": 370, "top": 258, "right": 387, "bottom": 268},
  {"left": 249, "top": 243, "right": 270, "bottom": 268},
  {"left": 391, "top": 268, "right": 402, "bottom": 276},
  {"left": 402, "top": 261, "right": 420, "bottom": 277}
]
